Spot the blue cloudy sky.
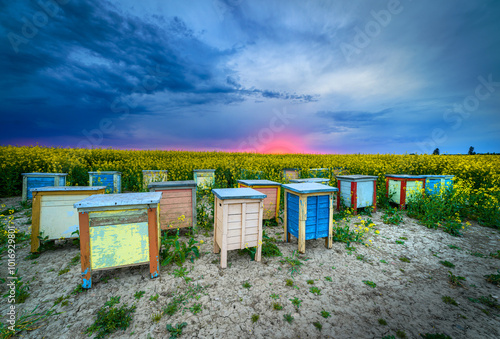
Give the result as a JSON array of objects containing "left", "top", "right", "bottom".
[{"left": 1, "top": 0, "right": 499, "bottom": 154}]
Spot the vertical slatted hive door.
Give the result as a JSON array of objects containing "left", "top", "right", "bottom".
[
  {"left": 142, "top": 170, "right": 168, "bottom": 191},
  {"left": 22, "top": 173, "right": 68, "bottom": 201},
  {"left": 74, "top": 192, "right": 162, "bottom": 288},
  {"left": 88, "top": 171, "right": 121, "bottom": 194},
  {"left": 385, "top": 174, "right": 426, "bottom": 209},
  {"left": 336, "top": 175, "right": 378, "bottom": 214},
  {"left": 423, "top": 175, "right": 454, "bottom": 195},
  {"left": 212, "top": 188, "right": 267, "bottom": 268},
  {"left": 193, "top": 169, "right": 215, "bottom": 189},
  {"left": 148, "top": 180, "right": 196, "bottom": 230},
  {"left": 30, "top": 186, "right": 106, "bottom": 252},
  {"left": 237, "top": 179, "right": 281, "bottom": 220},
  {"left": 282, "top": 183, "right": 338, "bottom": 253}
]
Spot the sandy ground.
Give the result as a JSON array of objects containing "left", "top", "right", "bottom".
[{"left": 1, "top": 195, "right": 499, "bottom": 339}]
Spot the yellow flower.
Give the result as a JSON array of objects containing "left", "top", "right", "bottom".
[
  {"left": 375, "top": 230, "right": 380, "bottom": 234},
  {"left": 200, "top": 240, "right": 204, "bottom": 244}
]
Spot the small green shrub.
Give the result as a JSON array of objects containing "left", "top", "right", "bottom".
[
  {"left": 309, "top": 287, "right": 322, "bottom": 295},
  {"left": 290, "top": 297, "right": 302, "bottom": 308},
  {"left": 382, "top": 208, "right": 403, "bottom": 225},
  {"left": 273, "top": 303, "right": 283, "bottom": 310},
  {"left": 166, "top": 322, "right": 187, "bottom": 339},
  {"left": 251, "top": 314, "right": 259, "bottom": 323},
  {"left": 134, "top": 291, "right": 146, "bottom": 300},
  {"left": 484, "top": 272, "right": 500, "bottom": 286},
  {"left": 399, "top": 256, "right": 410, "bottom": 263},
  {"left": 420, "top": 334, "right": 452, "bottom": 339},
  {"left": 448, "top": 271, "right": 466, "bottom": 288},
  {"left": 362, "top": 280, "right": 376, "bottom": 288},
  {"left": 283, "top": 313, "right": 294, "bottom": 324},
  {"left": 378, "top": 318, "right": 387, "bottom": 325},
  {"left": 439, "top": 261, "right": 455, "bottom": 268},
  {"left": 313, "top": 321, "right": 322, "bottom": 331},
  {"left": 442, "top": 296, "right": 458, "bottom": 306},
  {"left": 321, "top": 310, "right": 330, "bottom": 318},
  {"left": 242, "top": 281, "right": 251, "bottom": 289},
  {"left": 160, "top": 229, "right": 200, "bottom": 267},
  {"left": 85, "top": 298, "right": 136, "bottom": 339}
]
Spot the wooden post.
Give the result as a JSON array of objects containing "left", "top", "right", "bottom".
[
  {"left": 385, "top": 177, "right": 389, "bottom": 197},
  {"left": 213, "top": 197, "right": 220, "bottom": 254},
  {"left": 298, "top": 196, "right": 306, "bottom": 254},
  {"left": 284, "top": 191, "right": 289, "bottom": 242},
  {"left": 351, "top": 181, "right": 358, "bottom": 215},
  {"left": 336, "top": 188, "right": 340, "bottom": 210},
  {"left": 400, "top": 180, "right": 407, "bottom": 210},
  {"left": 220, "top": 203, "right": 229, "bottom": 268},
  {"left": 372, "top": 180, "right": 377, "bottom": 212},
  {"left": 30, "top": 192, "right": 41, "bottom": 253},
  {"left": 255, "top": 200, "right": 263, "bottom": 262},
  {"left": 326, "top": 193, "right": 333, "bottom": 249},
  {"left": 148, "top": 207, "right": 160, "bottom": 279},
  {"left": 79, "top": 211, "right": 92, "bottom": 289}
]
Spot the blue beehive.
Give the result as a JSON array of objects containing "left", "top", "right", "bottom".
[
  {"left": 22, "top": 173, "right": 67, "bottom": 201},
  {"left": 88, "top": 171, "right": 122, "bottom": 194},
  {"left": 282, "top": 183, "right": 338, "bottom": 253},
  {"left": 423, "top": 175, "right": 454, "bottom": 195}
]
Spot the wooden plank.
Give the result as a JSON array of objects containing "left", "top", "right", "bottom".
[
  {"left": 79, "top": 212, "right": 92, "bottom": 289},
  {"left": 256, "top": 200, "right": 263, "bottom": 262},
  {"left": 228, "top": 218, "right": 258, "bottom": 230},
  {"left": 148, "top": 207, "right": 160, "bottom": 279},
  {"left": 30, "top": 192, "right": 41, "bottom": 252},
  {"left": 220, "top": 202, "right": 229, "bottom": 268},
  {"left": 326, "top": 193, "right": 333, "bottom": 249},
  {"left": 159, "top": 189, "right": 192, "bottom": 198},
  {"left": 90, "top": 210, "right": 148, "bottom": 227},
  {"left": 240, "top": 203, "right": 246, "bottom": 248},
  {"left": 213, "top": 197, "right": 220, "bottom": 254},
  {"left": 284, "top": 190, "right": 288, "bottom": 242},
  {"left": 298, "top": 195, "right": 306, "bottom": 254}
]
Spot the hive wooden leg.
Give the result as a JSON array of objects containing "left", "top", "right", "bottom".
[
  {"left": 79, "top": 212, "right": 92, "bottom": 289},
  {"left": 148, "top": 207, "right": 160, "bottom": 279},
  {"left": 220, "top": 238, "right": 227, "bottom": 269},
  {"left": 30, "top": 193, "right": 41, "bottom": 253},
  {"left": 298, "top": 197, "right": 306, "bottom": 254},
  {"left": 213, "top": 199, "right": 220, "bottom": 254}
]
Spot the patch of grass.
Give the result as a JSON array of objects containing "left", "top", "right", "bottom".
[
  {"left": 468, "top": 295, "right": 500, "bottom": 310},
  {"left": 382, "top": 208, "right": 403, "bottom": 225},
  {"left": 399, "top": 236, "right": 408, "bottom": 240},
  {"left": 160, "top": 229, "right": 200, "bottom": 267},
  {"left": 442, "top": 296, "right": 458, "bottom": 306},
  {"left": 251, "top": 314, "right": 259, "bottom": 323},
  {"left": 439, "top": 260, "right": 455, "bottom": 268},
  {"left": 150, "top": 294, "right": 159, "bottom": 302},
  {"left": 380, "top": 259, "right": 388, "bottom": 264},
  {"left": 53, "top": 295, "right": 70, "bottom": 307},
  {"left": 309, "top": 287, "right": 322, "bottom": 295},
  {"left": 85, "top": 297, "right": 136, "bottom": 339},
  {"left": 58, "top": 268, "right": 70, "bottom": 276},
  {"left": 166, "top": 322, "right": 187, "bottom": 339},
  {"left": 151, "top": 312, "right": 162, "bottom": 322},
  {"left": 395, "top": 240, "right": 405, "bottom": 245},
  {"left": 420, "top": 334, "right": 452, "bottom": 339},
  {"left": 321, "top": 310, "right": 330, "bottom": 318},
  {"left": 283, "top": 313, "right": 294, "bottom": 324},
  {"left": 484, "top": 271, "right": 500, "bottom": 286},
  {"left": 0, "top": 305, "right": 57, "bottom": 338},
  {"left": 242, "top": 281, "right": 251, "bottom": 289},
  {"left": 378, "top": 318, "right": 387, "bottom": 325},
  {"left": 134, "top": 291, "right": 145, "bottom": 300},
  {"left": 448, "top": 244, "right": 461, "bottom": 250},
  {"left": 71, "top": 283, "right": 86, "bottom": 295},
  {"left": 471, "top": 251, "right": 484, "bottom": 258},
  {"left": 448, "top": 271, "right": 466, "bottom": 288},
  {"left": 105, "top": 296, "right": 121, "bottom": 307},
  {"left": 325, "top": 276, "right": 332, "bottom": 282},
  {"left": 270, "top": 293, "right": 280, "bottom": 300},
  {"left": 306, "top": 279, "right": 314, "bottom": 284},
  {"left": 189, "top": 303, "right": 202, "bottom": 314},
  {"left": 362, "top": 280, "right": 376, "bottom": 288},
  {"left": 70, "top": 254, "right": 80, "bottom": 266},
  {"left": 2, "top": 269, "right": 30, "bottom": 303},
  {"left": 356, "top": 254, "right": 365, "bottom": 261},
  {"left": 313, "top": 321, "right": 322, "bottom": 331},
  {"left": 273, "top": 303, "right": 283, "bottom": 310},
  {"left": 399, "top": 256, "right": 410, "bottom": 263},
  {"left": 396, "top": 330, "right": 407, "bottom": 339},
  {"left": 285, "top": 279, "right": 294, "bottom": 287},
  {"left": 289, "top": 297, "right": 302, "bottom": 308},
  {"left": 489, "top": 250, "right": 500, "bottom": 259},
  {"left": 279, "top": 251, "right": 304, "bottom": 277}
]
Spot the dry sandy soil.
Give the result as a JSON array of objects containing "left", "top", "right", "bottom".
[{"left": 1, "top": 195, "right": 499, "bottom": 339}]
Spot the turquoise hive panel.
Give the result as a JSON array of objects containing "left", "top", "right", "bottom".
[
  {"left": 286, "top": 193, "right": 299, "bottom": 239},
  {"left": 27, "top": 177, "right": 56, "bottom": 200},
  {"left": 305, "top": 195, "right": 329, "bottom": 240}
]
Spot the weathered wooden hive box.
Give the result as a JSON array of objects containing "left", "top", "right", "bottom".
[
  {"left": 148, "top": 180, "right": 196, "bottom": 230},
  {"left": 193, "top": 169, "right": 215, "bottom": 188},
  {"left": 290, "top": 178, "right": 330, "bottom": 185},
  {"left": 142, "top": 170, "right": 168, "bottom": 190},
  {"left": 74, "top": 192, "right": 162, "bottom": 288},
  {"left": 237, "top": 179, "right": 281, "bottom": 220},
  {"left": 30, "top": 186, "right": 106, "bottom": 252},
  {"left": 309, "top": 168, "right": 329, "bottom": 178},
  {"left": 282, "top": 183, "right": 338, "bottom": 253},
  {"left": 386, "top": 174, "right": 426, "bottom": 208},
  {"left": 212, "top": 188, "right": 266, "bottom": 268},
  {"left": 88, "top": 171, "right": 121, "bottom": 193},
  {"left": 336, "top": 175, "right": 378, "bottom": 214},
  {"left": 423, "top": 175, "right": 454, "bottom": 195},
  {"left": 283, "top": 168, "right": 300, "bottom": 180},
  {"left": 22, "top": 173, "right": 68, "bottom": 201}
]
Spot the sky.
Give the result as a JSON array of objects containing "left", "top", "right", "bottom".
[{"left": 1, "top": 0, "right": 499, "bottom": 154}]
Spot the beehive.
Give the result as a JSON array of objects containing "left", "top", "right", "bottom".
[
  {"left": 423, "top": 175, "right": 454, "bottom": 195},
  {"left": 212, "top": 188, "right": 266, "bottom": 268},
  {"left": 88, "top": 171, "right": 121, "bottom": 193},
  {"left": 193, "top": 169, "right": 215, "bottom": 188},
  {"left": 74, "top": 192, "right": 162, "bottom": 288},
  {"left": 148, "top": 180, "right": 196, "bottom": 230},
  {"left": 30, "top": 186, "right": 106, "bottom": 252},
  {"left": 22, "top": 173, "right": 67, "bottom": 201},
  {"left": 309, "top": 168, "right": 329, "bottom": 178},
  {"left": 283, "top": 168, "right": 300, "bottom": 180},
  {"left": 386, "top": 174, "right": 426, "bottom": 208},
  {"left": 336, "top": 175, "right": 378, "bottom": 214},
  {"left": 142, "top": 170, "right": 168, "bottom": 190},
  {"left": 290, "top": 178, "right": 330, "bottom": 185},
  {"left": 237, "top": 180, "right": 281, "bottom": 220},
  {"left": 282, "top": 183, "right": 338, "bottom": 253}
]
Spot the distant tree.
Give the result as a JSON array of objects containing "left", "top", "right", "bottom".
[
  {"left": 432, "top": 148, "right": 440, "bottom": 155},
  {"left": 468, "top": 146, "right": 476, "bottom": 155}
]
